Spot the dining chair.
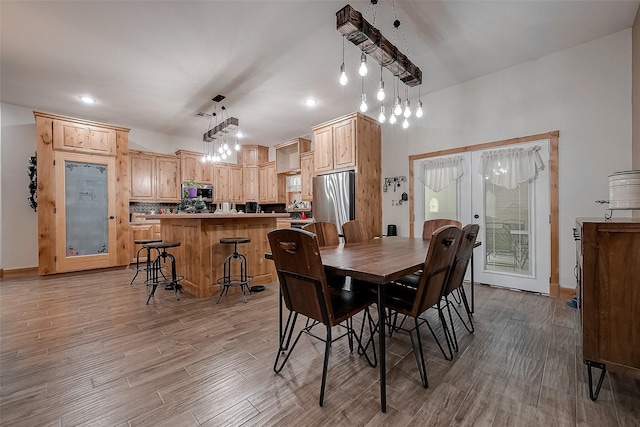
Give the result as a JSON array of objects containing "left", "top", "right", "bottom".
[
  {"left": 440, "top": 223, "right": 479, "bottom": 352},
  {"left": 342, "top": 219, "right": 369, "bottom": 244},
  {"left": 422, "top": 219, "right": 462, "bottom": 240},
  {"left": 485, "top": 226, "right": 518, "bottom": 269},
  {"left": 267, "top": 228, "right": 377, "bottom": 406},
  {"left": 384, "top": 225, "right": 462, "bottom": 387},
  {"left": 303, "top": 221, "right": 340, "bottom": 247}
]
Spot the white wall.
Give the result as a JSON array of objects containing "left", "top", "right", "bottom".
[
  {"left": 1, "top": 103, "right": 39, "bottom": 269},
  {"left": 382, "top": 29, "right": 633, "bottom": 289}
]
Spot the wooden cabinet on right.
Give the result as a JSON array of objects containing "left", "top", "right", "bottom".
[
  {"left": 300, "top": 151, "right": 314, "bottom": 202},
  {"left": 311, "top": 112, "right": 382, "bottom": 238},
  {"left": 576, "top": 218, "right": 640, "bottom": 400}
]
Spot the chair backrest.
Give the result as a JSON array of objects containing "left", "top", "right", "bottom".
[
  {"left": 422, "top": 219, "right": 462, "bottom": 240},
  {"left": 411, "top": 225, "right": 462, "bottom": 317},
  {"left": 444, "top": 224, "right": 479, "bottom": 295},
  {"left": 268, "top": 228, "right": 336, "bottom": 325},
  {"left": 342, "top": 220, "right": 369, "bottom": 244},
  {"left": 485, "top": 226, "right": 514, "bottom": 254},
  {"left": 303, "top": 221, "right": 340, "bottom": 247}
]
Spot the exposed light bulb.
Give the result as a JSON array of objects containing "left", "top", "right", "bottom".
[
  {"left": 376, "top": 80, "right": 385, "bottom": 101},
  {"left": 339, "top": 63, "right": 348, "bottom": 86},
  {"left": 226, "top": 149, "right": 232, "bottom": 156},
  {"left": 402, "top": 118, "right": 409, "bottom": 129},
  {"left": 221, "top": 152, "right": 227, "bottom": 160},
  {"left": 358, "top": 53, "right": 368, "bottom": 77},
  {"left": 404, "top": 99, "right": 411, "bottom": 118},
  {"left": 218, "top": 146, "right": 223, "bottom": 154},
  {"left": 389, "top": 114, "right": 397, "bottom": 124},
  {"left": 378, "top": 105, "right": 386, "bottom": 123},
  {"left": 206, "top": 154, "right": 212, "bottom": 162},
  {"left": 393, "top": 97, "right": 402, "bottom": 116},
  {"left": 359, "top": 93, "right": 368, "bottom": 113},
  {"left": 235, "top": 143, "right": 240, "bottom": 151},
  {"left": 416, "top": 100, "right": 424, "bottom": 118},
  {"left": 201, "top": 154, "right": 207, "bottom": 162},
  {"left": 223, "top": 143, "right": 229, "bottom": 151}
]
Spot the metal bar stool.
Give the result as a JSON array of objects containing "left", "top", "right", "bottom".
[
  {"left": 144, "top": 241, "right": 183, "bottom": 304},
  {"left": 130, "top": 238, "right": 163, "bottom": 284},
  {"left": 217, "top": 237, "right": 252, "bottom": 303}
]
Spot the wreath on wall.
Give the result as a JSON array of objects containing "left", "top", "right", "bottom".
[{"left": 28, "top": 152, "right": 37, "bottom": 212}]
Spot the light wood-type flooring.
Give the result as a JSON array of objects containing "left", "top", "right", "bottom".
[{"left": 1, "top": 269, "right": 639, "bottom": 426}]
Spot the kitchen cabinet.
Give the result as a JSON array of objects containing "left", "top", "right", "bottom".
[
  {"left": 276, "top": 218, "right": 292, "bottom": 229},
  {"left": 300, "top": 151, "right": 314, "bottom": 201},
  {"left": 130, "top": 150, "right": 181, "bottom": 202},
  {"left": 228, "top": 164, "right": 243, "bottom": 203},
  {"left": 312, "top": 115, "right": 355, "bottom": 174},
  {"left": 34, "top": 111, "right": 130, "bottom": 275},
  {"left": 129, "top": 222, "right": 155, "bottom": 263},
  {"left": 576, "top": 218, "right": 640, "bottom": 400},
  {"left": 243, "top": 166, "right": 259, "bottom": 202},
  {"left": 238, "top": 145, "right": 269, "bottom": 167},
  {"left": 275, "top": 137, "right": 311, "bottom": 173},
  {"left": 176, "top": 150, "right": 213, "bottom": 184},
  {"left": 53, "top": 118, "right": 117, "bottom": 156},
  {"left": 311, "top": 112, "right": 382, "bottom": 239},
  {"left": 259, "top": 161, "right": 285, "bottom": 204},
  {"left": 213, "top": 163, "right": 243, "bottom": 203}
]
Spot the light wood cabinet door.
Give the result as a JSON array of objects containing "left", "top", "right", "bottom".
[
  {"left": 300, "top": 152, "right": 314, "bottom": 201},
  {"left": 243, "top": 166, "right": 259, "bottom": 202},
  {"left": 313, "top": 126, "right": 334, "bottom": 174},
  {"left": 213, "top": 164, "right": 230, "bottom": 203},
  {"left": 259, "top": 162, "right": 279, "bottom": 204},
  {"left": 156, "top": 156, "right": 180, "bottom": 202},
  {"left": 228, "top": 164, "right": 243, "bottom": 203},
  {"left": 333, "top": 118, "right": 356, "bottom": 170},
  {"left": 177, "top": 150, "right": 213, "bottom": 185},
  {"left": 53, "top": 120, "right": 116, "bottom": 155},
  {"left": 238, "top": 145, "right": 269, "bottom": 167},
  {"left": 130, "top": 151, "right": 155, "bottom": 201}
]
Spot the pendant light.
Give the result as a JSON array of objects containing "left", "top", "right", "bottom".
[
  {"left": 339, "top": 36, "right": 348, "bottom": 86},
  {"left": 359, "top": 78, "right": 368, "bottom": 112},
  {"left": 389, "top": 112, "right": 397, "bottom": 124},
  {"left": 376, "top": 63, "right": 385, "bottom": 101},
  {"left": 403, "top": 86, "right": 411, "bottom": 118},
  {"left": 378, "top": 105, "right": 386, "bottom": 123},
  {"left": 358, "top": 52, "right": 368, "bottom": 76},
  {"left": 415, "top": 85, "right": 423, "bottom": 118},
  {"left": 402, "top": 117, "right": 409, "bottom": 129}
]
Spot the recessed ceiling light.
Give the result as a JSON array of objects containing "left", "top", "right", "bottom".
[
  {"left": 305, "top": 98, "right": 317, "bottom": 107},
  {"left": 79, "top": 95, "right": 96, "bottom": 104}
]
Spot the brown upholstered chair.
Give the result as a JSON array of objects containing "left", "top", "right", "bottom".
[
  {"left": 268, "top": 228, "right": 376, "bottom": 406},
  {"left": 303, "top": 221, "right": 340, "bottom": 247},
  {"left": 342, "top": 220, "right": 369, "bottom": 244},
  {"left": 441, "top": 224, "right": 479, "bottom": 352},
  {"left": 385, "top": 225, "right": 462, "bottom": 386},
  {"left": 422, "top": 219, "right": 462, "bottom": 240}
]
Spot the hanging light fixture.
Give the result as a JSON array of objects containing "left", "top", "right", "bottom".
[
  {"left": 376, "top": 62, "right": 385, "bottom": 101},
  {"left": 359, "top": 78, "right": 368, "bottom": 112},
  {"left": 358, "top": 52, "right": 368, "bottom": 77},
  {"left": 415, "top": 86, "right": 424, "bottom": 118},
  {"left": 378, "top": 105, "right": 386, "bottom": 123},
  {"left": 339, "top": 36, "right": 348, "bottom": 86},
  {"left": 201, "top": 98, "right": 240, "bottom": 163},
  {"left": 402, "top": 117, "right": 409, "bottom": 129}
]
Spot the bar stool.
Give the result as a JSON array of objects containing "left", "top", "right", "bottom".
[
  {"left": 217, "top": 237, "right": 252, "bottom": 303},
  {"left": 130, "top": 238, "right": 163, "bottom": 284},
  {"left": 144, "top": 241, "right": 183, "bottom": 304}
]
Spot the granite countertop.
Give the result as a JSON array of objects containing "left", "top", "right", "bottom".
[{"left": 145, "top": 213, "right": 290, "bottom": 219}]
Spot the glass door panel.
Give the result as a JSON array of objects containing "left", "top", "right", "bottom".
[{"left": 55, "top": 152, "right": 116, "bottom": 272}]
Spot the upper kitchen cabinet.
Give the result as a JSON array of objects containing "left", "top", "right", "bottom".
[
  {"left": 300, "top": 151, "right": 314, "bottom": 202},
  {"left": 176, "top": 150, "right": 213, "bottom": 184},
  {"left": 33, "top": 111, "right": 130, "bottom": 275},
  {"left": 243, "top": 167, "right": 259, "bottom": 202},
  {"left": 312, "top": 112, "right": 379, "bottom": 174},
  {"left": 275, "top": 137, "right": 311, "bottom": 173},
  {"left": 259, "top": 161, "right": 285, "bottom": 204},
  {"left": 237, "top": 145, "right": 269, "bottom": 167},
  {"left": 130, "top": 150, "right": 181, "bottom": 202},
  {"left": 213, "top": 163, "right": 243, "bottom": 203},
  {"left": 53, "top": 118, "right": 117, "bottom": 156}
]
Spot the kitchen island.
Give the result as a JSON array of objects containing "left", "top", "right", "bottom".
[{"left": 145, "top": 213, "right": 289, "bottom": 298}]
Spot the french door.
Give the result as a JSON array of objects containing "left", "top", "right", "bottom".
[
  {"left": 415, "top": 140, "right": 550, "bottom": 294},
  {"left": 54, "top": 152, "right": 117, "bottom": 272}
]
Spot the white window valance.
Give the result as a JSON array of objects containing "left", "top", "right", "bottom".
[
  {"left": 479, "top": 145, "right": 545, "bottom": 189},
  {"left": 416, "top": 155, "right": 464, "bottom": 192}
]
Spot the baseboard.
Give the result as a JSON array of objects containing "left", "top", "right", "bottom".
[
  {"left": 558, "top": 286, "right": 575, "bottom": 300},
  {"left": 1, "top": 267, "right": 39, "bottom": 278}
]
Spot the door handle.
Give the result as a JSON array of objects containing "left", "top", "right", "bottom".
[
  {"left": 109, "top": 216, "right": 115, "bottom": 219},
  {"left": 474, "top": 214, "right": 480, "bottom": 219}
]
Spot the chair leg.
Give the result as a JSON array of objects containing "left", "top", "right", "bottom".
[
  {"left": 274, "top": 312, "right": 302, "bottom": 373},
  {"left": 319, "top": 326, "right": 332, "bottom": 406},
  {"left": 421, "top": 313, "right": 453, "bottom": 361},
  {"left": 409, "top": 318, "right": 429, "bottom": 388},
  {"left": 443, "top": 299, "right": 459, "bottom": 353}
]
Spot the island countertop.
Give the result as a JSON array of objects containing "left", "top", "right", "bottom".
[
  {"left": 145, "top": 213, "right": 289, "bottom": 220},
  {"left": 148, "top": 213, "right": 285, "bottom": 299}
]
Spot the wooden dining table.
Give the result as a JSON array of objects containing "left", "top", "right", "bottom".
[{"left": 319, "top": 236, "right": 431, "bottom": 412}]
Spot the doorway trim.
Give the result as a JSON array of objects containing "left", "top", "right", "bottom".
[{"left": 408, "top": 130, "right": 559, "bottom": 296}]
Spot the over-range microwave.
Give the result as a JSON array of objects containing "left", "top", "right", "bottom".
[{"left": 181, "top": 183, "right": 213, "bottom": 202}]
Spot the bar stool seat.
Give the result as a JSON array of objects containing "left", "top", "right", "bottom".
[
  {"left": 144, "top": 241, "right": 183, "bottom": 304},
  {"left": 217, "top": 237, "right": 252, "bottom": 303},
  {"left": 130, "top": 238, "right": 163, "bottom": 284}
]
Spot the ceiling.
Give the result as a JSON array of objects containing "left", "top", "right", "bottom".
[{"left": 1, "top": 1, "right": 638, "bottom": 148}]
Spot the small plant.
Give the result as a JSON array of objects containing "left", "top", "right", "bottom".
[{"left": 184, "top": 180, "right": 200, "bottom": 198}]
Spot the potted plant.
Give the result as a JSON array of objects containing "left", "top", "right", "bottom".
[{"left": 184, "top": 180, "right": 199, "bottom": 198}]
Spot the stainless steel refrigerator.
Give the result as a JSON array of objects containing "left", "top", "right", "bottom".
[{"left": 312, "top": 171, "right": 356, "bottom": 235}]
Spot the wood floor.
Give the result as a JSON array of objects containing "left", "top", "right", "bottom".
[{"left": 1, "top": 269, "right": 639, "bottom": 426}]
